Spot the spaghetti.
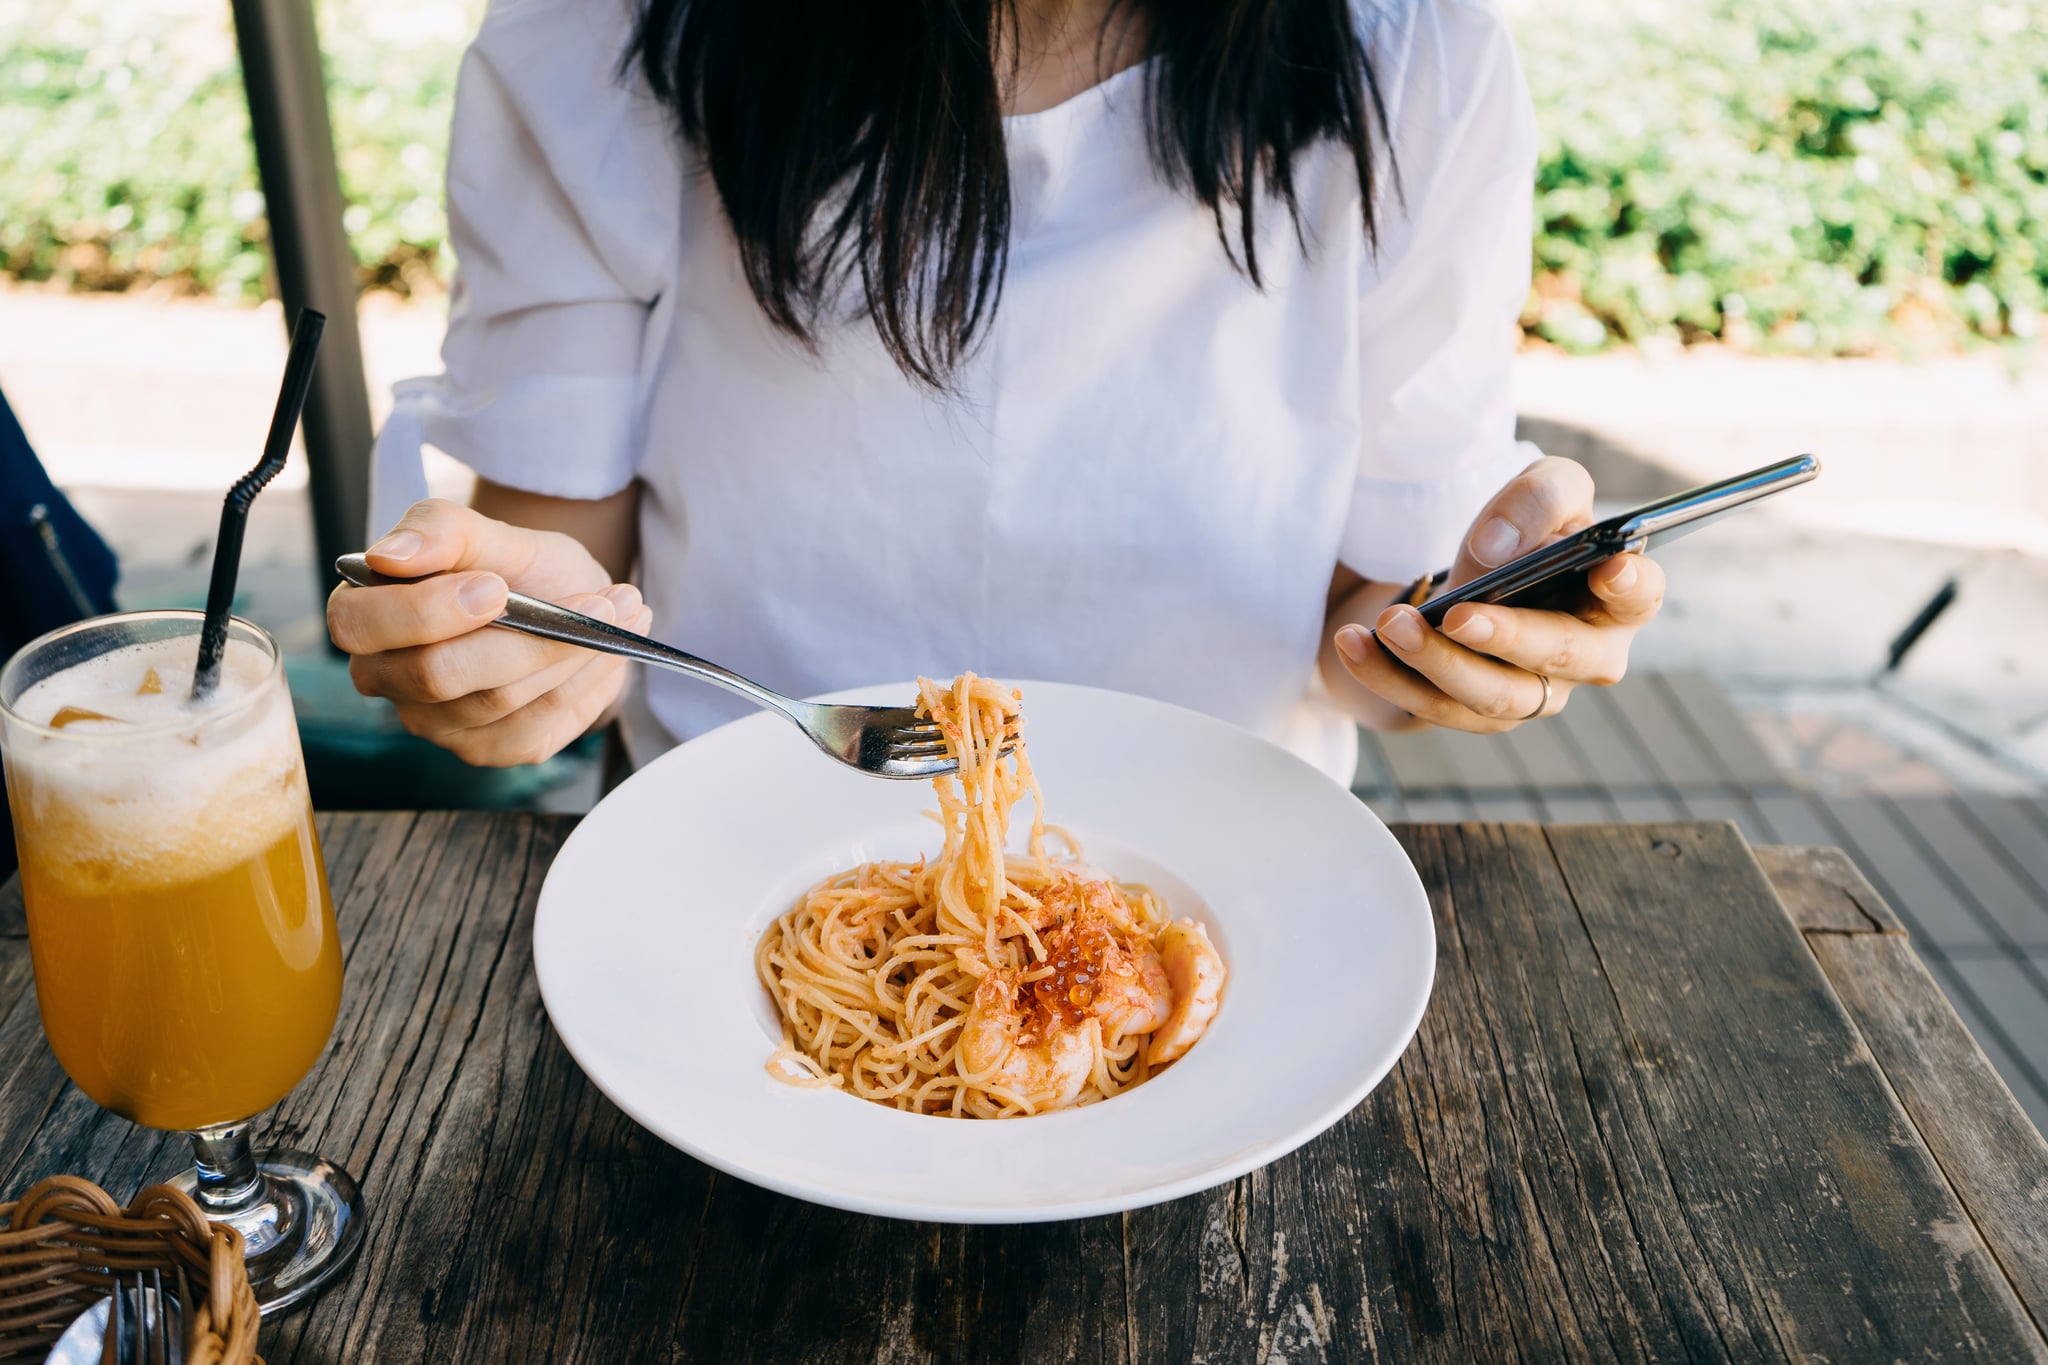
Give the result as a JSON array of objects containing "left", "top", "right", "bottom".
[{"left": 757, "top": 674, "right": 1225, "bottom": 1117}]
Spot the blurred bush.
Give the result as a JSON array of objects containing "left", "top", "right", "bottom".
[
  {"left": 1517, "top": 0, "right": 2048, "bottom": 354},
  {"left": 2, "top": 0, "right": 2043, "bottom": 358},
  {"left": 0, "top": 0, "right": 473, "bottom": 301}
]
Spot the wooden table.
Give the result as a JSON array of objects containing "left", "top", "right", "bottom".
[{"left": 3, "top": 813, "right": 2046, "bottom": 1361}]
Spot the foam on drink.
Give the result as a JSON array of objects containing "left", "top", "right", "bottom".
[{"left": 8, "top": 635, "right": 305, "bottom": 898}]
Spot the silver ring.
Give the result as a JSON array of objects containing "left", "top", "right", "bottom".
[{"left": 1524, "top": 673, "right": 1553, "bottom": 721}]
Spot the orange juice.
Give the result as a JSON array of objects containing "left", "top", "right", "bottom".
[{"left": 2, "top": 633, "right": 342, "bottom": 1131}]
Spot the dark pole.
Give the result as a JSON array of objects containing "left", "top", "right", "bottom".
[{"left": 227, "top": 0, "right": 373, "bottom": 615}]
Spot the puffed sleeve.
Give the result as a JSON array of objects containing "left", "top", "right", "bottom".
[
  {"left": 368, "top": 0, "right": 681, "bottom": 535},
  {"left": 1336, "top": 0, "right": 1542, "bottom": 584}
]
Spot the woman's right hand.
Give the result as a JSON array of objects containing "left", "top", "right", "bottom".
[{"left": 327, "top": 499, "right": 653, "bottom": 767}]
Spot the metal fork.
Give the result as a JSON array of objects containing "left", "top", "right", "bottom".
[
  {"left": 95, "top": 1269, "right": 178, "bottom": 1365},
  {"left": 334, "top": 554, "right": 1014, "bottom": 779}
]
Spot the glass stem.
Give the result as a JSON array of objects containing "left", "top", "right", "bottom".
[{"left": 188, "top": 1121, "right": 267, "bottom": 1216}]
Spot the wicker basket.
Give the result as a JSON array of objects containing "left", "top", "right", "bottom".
[{"left": 0, "top": 1175, "right": 261, "bottom": 1364}]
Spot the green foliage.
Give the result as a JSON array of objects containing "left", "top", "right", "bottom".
[
  {"left": 1, "top": 0, "right": 268, "bottom": 298},
  {"left": 2, "top": 0, "right": 2045, "bottom": 357},
  {"left": 0, "top": 0, "right": 474, "bottom": 300},
  {"left": 1517, "top": 0, "right": 2048, "bottom": 353}
]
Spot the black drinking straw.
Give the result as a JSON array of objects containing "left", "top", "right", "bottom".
[{"left": 190, "top": 307, "right": 326, "bottom": 702}]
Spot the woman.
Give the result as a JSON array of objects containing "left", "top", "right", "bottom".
[{"left": 334, "top": 0, "right": 1664, "bottom": 784}]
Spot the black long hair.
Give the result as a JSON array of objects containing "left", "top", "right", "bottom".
[{"left": 632, "top": 1, "right": 1390, "bottom": 388}]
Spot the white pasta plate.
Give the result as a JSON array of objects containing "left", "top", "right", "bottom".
[{"left": 532, "top": 681, "right": 1435, "bottom": 1223}]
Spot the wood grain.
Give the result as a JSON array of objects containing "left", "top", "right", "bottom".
[
  {"left": 1545, "top": 822, "right": 2044, "bottom": 1360},
  {"left": 0, "top": 816, "right": 2042, "bottom": 1362},
  {"left": 1806, "top": 933, "right": 2048, "bottom": 1340},
  {"left": 0, "top": 875, "right": 23, "bottom": 940},
  {"left": 1766, "top": 801, "right": 2048, "bottom": 1333}
]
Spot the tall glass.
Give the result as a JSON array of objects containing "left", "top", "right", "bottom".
[{"left": 0, "top": 611, "right": 363, "bottom": 1314}]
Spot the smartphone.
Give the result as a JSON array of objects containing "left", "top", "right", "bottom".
[{"left": 1380, "top": 453, "right": 1820, "bottom": 632}]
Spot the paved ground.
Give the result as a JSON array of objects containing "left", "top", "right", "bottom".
[{"left": 4, "top": 285, "right": 2043, "bottom": 792}]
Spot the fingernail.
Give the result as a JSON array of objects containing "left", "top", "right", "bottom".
[
  {"left": 1607, "top": 559, "right": 1638, "bottom": 593},
  {"left": 456, "top": 574, "right": 504, "bottom": 616},
  {"left": 1380, "top": 608, "right": 1424, "bottom": 652},
  {"left": 368, "top": 529, "right": 422, "bottom": 562},
  {"left": 1470, "top": 517, "right": 1521, "bottom": 567},
  {"left": 603, "top": 583, "right": 642, "bottom": 615},
  {"left": 1335, "top": 626, "right": 1369, "bottom": 664},
  {"left": 576, "top": 594, "right": 618, "bottom": 623},
  {"left": 1446, "top": 612, "right": 1494, "bottom": 645}
]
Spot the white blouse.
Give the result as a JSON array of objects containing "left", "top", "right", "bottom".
[{"left": 370, "top": 0, "right": 1542, "bottom": 784}]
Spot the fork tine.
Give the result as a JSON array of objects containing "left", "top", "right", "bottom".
[
  {"left": 102, "top": 1272, "right": 124, "bottom": 1365},
  {"left": 133, "top": 1269, "right": 149, "bottom": 1365},
  {"left": 150, "top": 1268, "right": 168, "bottom": 1365},
  {"left": 889, "top": 722, "right": 1020, "bottom": 746},
  {"left": 889, "top": 738, "right": 1021, "bottom": 761},
  {"left": 890, "top": 728, "right": 1017, "bottom": 745},
  {"left": 891, "top": 713, "right": 1020, "bottom": 734}
]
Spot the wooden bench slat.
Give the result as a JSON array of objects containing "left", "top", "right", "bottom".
[
  {"left": 1553, "top": 686, "right": 1662, "bottom": 792},
  {"left": 1675, "top": 792, "right": 1767, "bottom": 844},
  {"left": 1610, "top": 793, "right": 1684, "bottom": 822},
  {"left": 1469, "top": 793, "right": 1545, "bottom": 822},
  {"left": 1657, "top": 672, "right": 1787, "bottom": 789},
  {"left": 1941, "top": 956, "right": 2048, "bottom": 1110},
  {"left": 1434, "top": 728, "right": 1526, "bottom": 793},
  {"left": 1748, "top": 792, "right": 1838, "bottom": 846},
  {"left": 1601, "top": 674, "right": 1724, "bottom": 790},
  {"left": 1360, "top": 792, "right": 1408, "bottom": 824},
  {"left": 1496, "top": 713, "right": 1594, "bottom": 789},
  {"left": 1956, "top": 798, "right": 2048, "bottom": 940},
  {"left": 1537, "top": 794, "right": 1612, "bottom": 824},
  {"left": 1820, "top": 797, "right": 1999, "bottom": 950},
  {"left": 1373, "top": 727, "right": 1465, "bottom": 794},
  {"left": 1402, "top": 794, "right": 1478, "bottom": 822},
  {"left": 1889, "top": 797, "right": 2048, "bottom": 950},
  {"left": 1350, "top": 729, "right": 1392, "bottom": 798}
]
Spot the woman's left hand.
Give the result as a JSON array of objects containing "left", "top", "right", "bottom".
[{"left": 1332, "top": 457, "right": 1666, "bottom": 732}]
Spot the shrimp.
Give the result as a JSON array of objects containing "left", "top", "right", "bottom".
[
  {"left": 959, "top": 970, "right": 1095, "bottom": 1110},
  {"left": 1148, "top": 919, "right": 1225, "bottom": 1065},
  {"left": 1097, "top": 940, "right": 1171, "bottom": 1041}
]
